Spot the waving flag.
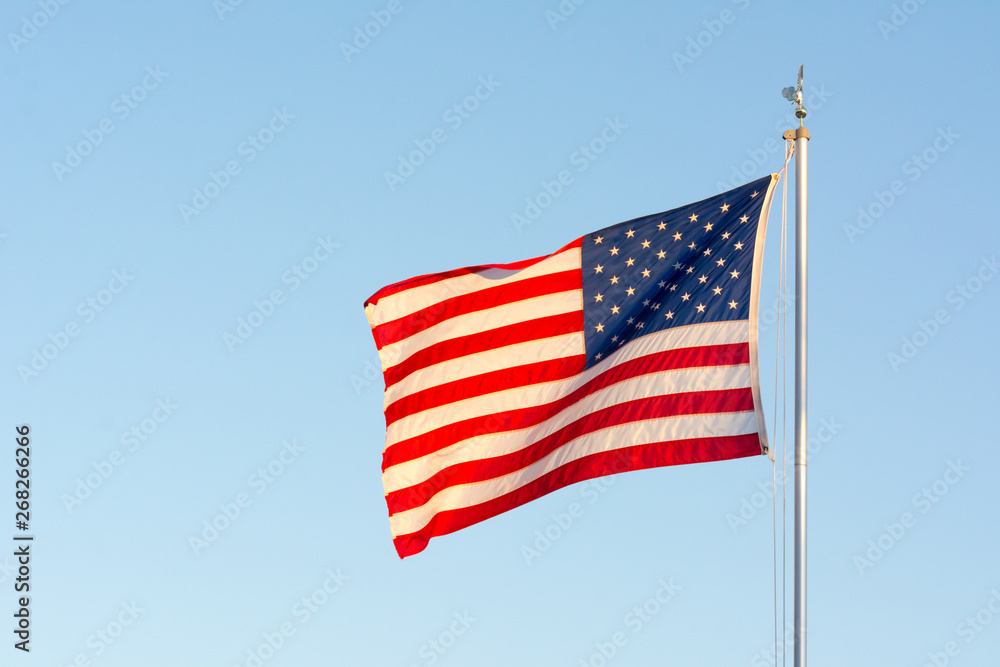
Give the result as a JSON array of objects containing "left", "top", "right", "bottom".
[{"left": 365, "top": 175, "right": 778, "bottom": 558}]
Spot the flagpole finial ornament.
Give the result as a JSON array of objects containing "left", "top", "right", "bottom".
[{"left": 782, "top": 65, "right": 807, "bottom": 125}]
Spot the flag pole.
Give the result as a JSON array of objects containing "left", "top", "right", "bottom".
[{"left": 783, "top": 66, "right": 810, "bottom": 667}]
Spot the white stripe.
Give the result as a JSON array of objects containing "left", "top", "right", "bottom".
[
  {"left": 382, "top": 363, "right": 751, "bottom": 493},
  {"left": 389, "top": 411, "right": 758, "bottom": 536},
  {"left": 377, "top": 290, "right": 583, "bottom": 372},
  {"left": 384, "top": 332, "right": 584, "bottom": 408},
  {"left": 384, "top": 319, "right": 749, "bottom": 447},
  {"left": 368, "top": 247, "right": 581, "bottom": 327}
]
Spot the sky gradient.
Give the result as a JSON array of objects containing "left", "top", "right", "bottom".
[{"left": 3, "top": 1, "right": 999, "bottom": 666}]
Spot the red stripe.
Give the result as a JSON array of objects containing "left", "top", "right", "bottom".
[
  {"left": 391, "top": 433, "right": 762, "bottom": 558},
  {"left": 383, "top": 312, "right": 584, "bottom": 389},
  {"left": 385, "top": 355, "right": 586, "bottom": 426},
  {"left": 365, "top": 238, "right": 583, "bottom": 308},
  {"left": 372, "top": 270, "right": 581, "bottom": 350},
  {"left": 382, "top": 342, "right": 749, "bottom": 471},
  {"left": 386, "top": 387, "right": 753, "bottom": 514}
]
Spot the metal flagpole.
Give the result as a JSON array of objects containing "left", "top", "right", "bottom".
[{"left": 782, "top": 65, "right": 810, "bottom": 667}]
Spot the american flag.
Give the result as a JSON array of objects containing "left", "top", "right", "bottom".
[{"left": 365, "top": 175, "right": 777, "bottom": 558}]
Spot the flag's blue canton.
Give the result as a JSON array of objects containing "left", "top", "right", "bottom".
[{"left": 581, "top": 175, "right": 774, "bottom": 368}]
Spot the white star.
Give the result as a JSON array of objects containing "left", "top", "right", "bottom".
[
  {"left": 594, "top": 293, "right": 604, "bottom": 302},
  {"left": 595, "top": 323, "right": 605, "bottom": 333},
  {"left": 610, "top": 246, "right": 620, "bottom": 256},
  {"left": 712, "top": 286, "right": 722, "bottom": 295},
  {"left": 716, "top": 258, "right": 726, "bottom": 267},
  {"left": 610, "top": 275, "right": 619, "bottom": 284},
  {"left": 740, "top": 215, "right": 749, "bottom": 224},
  {"left": 636, "top": 322, "right": 644, "bottom": 329},
  {"left": 652, "top": 303, "right": 660, "bottom": 310},
  {"left": 686, "top": 266, "right": 694, "bottom": 274},
  {"left": 688, "top": 242, "right": 697, "bottom": 250},
  {"left": 734, "top": 241, "right": 744, "bottom": 250},
  {"left": 665, "top": 310, "right": 674, "bottom": 319},
  {"left": 689, "top": 214, "right": 698, "bottom": 222},
  {"left": 611, "top": 305, "right": 620, "bottom": 315},
  {"left": 641, "top": 239, "right": 651, "bottom": 249},
  {"left": 720, "top": 203, "right": 730, "bottom": 213},
  {"left": 722, "top": 232, "right": 731, "bottom": 240},
  {"left": 626, "top": 258, "right": 635, "bottom": 267},
  {"left": 641, "top": 268, "right": 651, "bottom": 278},
  {"left": 703, "top": 248, "right": 712, "bottom": 256},
  {"left": 703, "top": 222, "right": 714, "bottom": 232},
  {"left": 673, "top": 262, "right": 683, "bottom": 270},
  {"left": 626, "top": 229, "right": 635, "bottom": 238},
  {"left": 696, "top": 303, "right": 706, "bottom": 313},
  {"left": 594, "top": 264, "right": 604, "bottom": 274},
  {"left": 595, "top": 352, "right": 602, "bottom": 360},
  {"left": 626, "top": 286, "right": 636, "bottom": 296},
  {"left": 658, "top": 280, "right": 667, "bottom": 288},
  {"left": 656, "top": 250, "right": 666, "bottom": 259},
  {"left": 627, "top": 317, "right": 634, "bottom": 325},
  {"left": 673, "top": 232, "right": 682, "bottom": 241},
  {"left": 657, "top": 221, "right": 667, "bottom": 231},
  {"left": 730, "top": 270, "right": 740, "bottom": 279},
  {"left": 594, "top": 236, "right": 604, "bottom": 244},
  {"left": 681, "top": 292, "right": 691, "bottom": 301},
  {"left": 750, "top": 191, "right": 758, "bottom": 198},
  {"left": 728, "top": 300, "right": 739, "bottom": 309},
  {"left": 642, "top": 299, "right": 650, "bottom": 306},
  {"left": 611, "top": 335, "right": 618, "bottom": 342},
  {"left": 698, "top": 274, "right": 708, "bottom": 284},
  {"left": 669, "top": 285, "right": 677, "bottom": 292}
]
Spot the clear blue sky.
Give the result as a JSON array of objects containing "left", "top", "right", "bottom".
[{"left": 3, "top": 1, "right": 999, "bottom": 665}]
